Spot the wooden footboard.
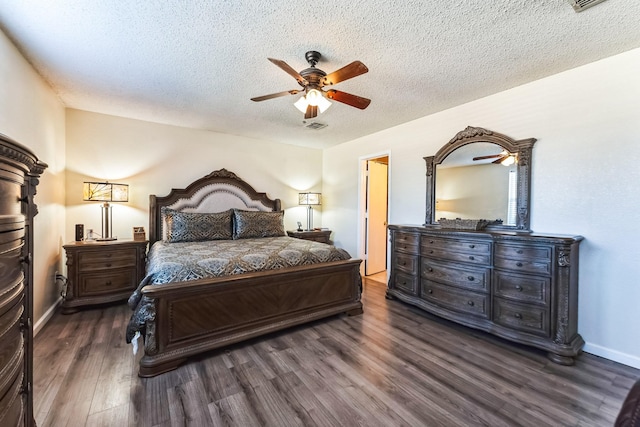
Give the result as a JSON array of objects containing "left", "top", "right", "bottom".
[{"left": 138, "top": 259, "right": 362, "bottom": 377}]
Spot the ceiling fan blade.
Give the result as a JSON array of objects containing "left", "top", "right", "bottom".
[
  {"left": 472, "top": 154, "right": 503, "bottom": 161},
  {"left": 325, "top": 89, "right": 371, "bottom": 110},
  {"left": 268, "top": 58, "right": 308, "bottom": 85},
  {"left": 492, "top": 157, "right": 504, "bottom": 164},
  {"left": 304, "top": 104, "right": 318, "bottom": 119},
  {"left": 251, "top": 90, "right": 300, "bottom": 102},
  {"left": 323, "top": 61, "right": 368, "bottom": 86}
]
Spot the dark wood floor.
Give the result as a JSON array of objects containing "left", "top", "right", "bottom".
[{"left": 34, "top": 278, "right": 639, "bottom": 426}]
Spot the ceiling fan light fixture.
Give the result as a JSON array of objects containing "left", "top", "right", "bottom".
[{"left": 294, "top": 89, "right": 332, "bottom": 114}]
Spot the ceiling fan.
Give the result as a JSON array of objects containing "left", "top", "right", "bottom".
[
  {"left": 473, "top": 151, "right": 516, "bottom": 165},
  {"left": 250, "top": 51, "right": 371, "bottom": 119}
]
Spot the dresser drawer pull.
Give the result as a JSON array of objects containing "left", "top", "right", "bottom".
[
  {"left": 514, "top": 313, "right": 523, "bottom": 319},
  {"left": 106, "top": 253, "right": 112, "bottom": 258},
  {"left": 427, "top": 289, "right": 433, "bottom": 294},
  {"left": 106, "top": 263, "right": 112, "bottom": 267},
  {"left": 467, "top": 300, "right": 475, "bottom": 306},
  {"left": 467, "top": 276, "right": 475, "bottom": 281},
  {"left": 21, "top": 254, "right": 32, "bottom": 265},
  {"left": 516, "top": 249, "right": 524, "bottom": 254},
  {"left": 469, "top": 256, "right": 475, "bottom": 261},
  {"left": 429, "top": 250, "right": 434, "bottom": 254},
  {"left": 401, "top": 281, "right": 406, "bottom": 286},
  {"left": 105, "top": 281, "right": 112, "bottom": 286},
  {"left": 515, "top": 285, "right": 523, "bottom": 292},
  {"left": 516, "top": 262, "right": 523, "bottom": 267},
  {"left": 469, "top": 244, "right": 475, "bottom": 249},
  {"left": 426, "top": 267, "right": 433, "bottom": 272},
  {"left": 401, "top": 261, "right": 407, "bottom": 266},
  {"left": 429, "top": 240, "right": 434, "bottom": 244}
]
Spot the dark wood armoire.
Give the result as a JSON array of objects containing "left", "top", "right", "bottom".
[{"left": 0, "top": 133, "right": 47, "bottom": 426}]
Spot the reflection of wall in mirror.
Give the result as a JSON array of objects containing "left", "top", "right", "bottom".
[{"left": 435, "top": 164, "right": 513, "bottom": 222}]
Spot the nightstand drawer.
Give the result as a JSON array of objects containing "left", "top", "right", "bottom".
[
  {"left": 78, "top": 248, "right": 137, "bottom": 271},
  {"left": 80, "top": 269, "right": 138, "bottom": 296}
]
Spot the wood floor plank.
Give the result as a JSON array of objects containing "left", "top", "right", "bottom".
[{"left": 33, "top": 279, "right": 640, "bottom": 427}]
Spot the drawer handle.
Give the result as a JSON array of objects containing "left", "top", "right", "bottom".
[
  {"left": 21, "top": 254, "right": 32, "bottom": 265},
  {"left": 469, "top": 244, "right": 475, "bottom": 249},
  {"left": 515, "top": 285, "right": 523, "bottom": 292},
  {"left": 467, "top": 276, "right": 475, "bottom": 281},
  {"left": 427, "top": 267, "right": 433, "bottom": 272},
  {"left": 105, "top": 281, "right": 112, "bottom": 286},
  {"left": 429, "top": 250, "right": 434, "bottom": 254},
  {"left": 401, "top": 281, "right": 406, "bottom": 286},
  {"left": 427, "top": 289, "right": 433, "bottom": 294},
  {"left": 106, "top": 263, "right": 112, "bottom": 267},
  {"left": 467, "top": 301, "right": 475, "bottom": 306},
  {"left": 516, "top": 262, "right": 523, "bottom": 267},
  {"left": 106, "top": 253, "right": 112, "bottom": 258},
  {"left": 516, "top": 249, "right": 524, "bottom": 254},
  {"left": 429, "top": 240, "right": 434, "bottom": 244},
  {"left": 469, "top": 256, "right": 475, "bottom": 261},
  {"left": 514, "top": 313, "right": 523, "bottom": 319},
  {"left": 401, "top": 261, "right": 406, "bottom": 266}
]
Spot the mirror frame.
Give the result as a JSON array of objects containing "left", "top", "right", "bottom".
[{"left": 424, "top": 126, "right": 536, "bottom": 231}]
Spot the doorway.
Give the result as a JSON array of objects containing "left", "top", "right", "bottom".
[{"left": 360, "top": 154, "right": 389, "bottom": 283}]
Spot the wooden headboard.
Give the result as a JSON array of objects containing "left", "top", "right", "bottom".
[{"left": 149, "top": 168, "right": 282, "bottom": 245}]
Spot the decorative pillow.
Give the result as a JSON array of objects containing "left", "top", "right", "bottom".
[
  {"left": 233, "top": 209, "right": 285, "bottom": 239},
  {"left": 162, "top": 208, "right": 233, "bottom": 242}
]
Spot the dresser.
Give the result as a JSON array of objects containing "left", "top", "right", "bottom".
[
  {"left": 0, "top": 134, "right": 47, "bottom": 427},
  {"left": 62, "top": 240, "right": 147, "bottom": 313},
  {"left": 287, "top": 229, "right": 332, "bottom": 244},
  {"left": 388, "top": 225, "right": 584, "bottom": 364}
]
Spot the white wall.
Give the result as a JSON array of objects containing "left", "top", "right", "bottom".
[
  {"left": 323, "top": 47, "right": 640, "bottom": 368},
  {"left": 0, "top": 29, "right": 66, "bottom": 329},
  {"left": 65, "top": 109, "right": 323, "bottom": 244}
]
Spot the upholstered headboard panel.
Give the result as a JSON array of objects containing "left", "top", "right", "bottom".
[{"left": 149, "top": 169, "right": 281, "bottom": 245}]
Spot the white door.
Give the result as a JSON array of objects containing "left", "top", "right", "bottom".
[{"left": 366, "top": 160, "right": 388, "bottom": 275}]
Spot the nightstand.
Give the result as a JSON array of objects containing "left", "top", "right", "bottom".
[
  {"left": 62, "top": 239, "right": 147, "bottom": 313},
  {"left": 287, "top": 229, "right": 332, "bottom": 244}
]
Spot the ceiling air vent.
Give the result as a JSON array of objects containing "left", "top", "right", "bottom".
[
  {"left": 568, "top": 0, "right": 609, "bottom": 12},
  {"left": 305, "top": 122, "right": 328, "bottom": 130}
]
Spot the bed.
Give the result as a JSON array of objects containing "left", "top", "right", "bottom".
[{"left": 126, "top": 168, "right": 363, "bottom": 377}]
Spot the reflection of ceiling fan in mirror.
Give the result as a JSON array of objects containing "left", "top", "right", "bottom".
[
  {"left": 473, "top": 151, "right": 516, "bottom": 166},
  {"left": 250, "top": 51, "right": 371, "bottom": 119}
]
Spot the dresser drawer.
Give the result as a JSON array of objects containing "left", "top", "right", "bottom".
[
  {"left": 394, "top": 252, "right": 418, "bottom": 275},
  {"left": 79, "top": 268, "right": 138, "bottom": 296},
  {"left": 78, "top": 248, "right": 137, "bottom": 272},
  {"left": 494, "top": 271, "right": 550, "bottom": 305},
  {"left": 0, "top": 369, "right": 25, "bottom": 427},
  {"left": 423, "top": 246, "right": 491, "bottom": 266},
  {"left": 393, "top": 271, "right": 418, "bottom": 295},
  {"left": 493, "top": 298, "right": 550, "bottom": 337},
  {"left": 420, "top": 281, "right": 489, "bottom": 319},
  {"left": 421, "top": 236, "right": 491, "bottom": 255},
  {"left": 0, "top": 236, "right": 24, "bottom": 291},
  {"left": 421, "top": 258, "right": 489, "bottom": 293},
  {"left": 495, "top": 257, "right": 550, "bottom": 275},
  {"left": 394, "top": 231, "right": 419, "bottom": 255},
  {"left": 495, "top": 243, "right": 551, "bottom": 262},
  {"left": 0, "top": 298, "right": 24, "bottom": 378}
]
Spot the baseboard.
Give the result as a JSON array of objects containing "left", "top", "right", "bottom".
[
  {"left": 34, "top": 297, "right": 62, "bottom": 337},
  {"left": 584, "top": 342, "right": 640, "bottom": 370}
]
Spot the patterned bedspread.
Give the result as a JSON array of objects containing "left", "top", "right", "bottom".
[{"left": 126, "top": 236, "right": 351, "bottom": 342}]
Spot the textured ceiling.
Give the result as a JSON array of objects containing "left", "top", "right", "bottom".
[{"left": 1, "top": 0, "right": 639, "bottom": 149}]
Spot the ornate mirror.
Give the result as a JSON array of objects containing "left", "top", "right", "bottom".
[{"left": 424, "top": 126, "right": 536, "bottom": 231}]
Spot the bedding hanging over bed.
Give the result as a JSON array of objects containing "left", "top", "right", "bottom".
[{"left": 126, "top": 236, "right": 352, "bottom": 342}]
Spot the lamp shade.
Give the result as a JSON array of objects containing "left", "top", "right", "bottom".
[
  {"left": 83, "top": 182, "right": 129, "bottom": 202},
  {"left": 299, "top": 192, "right": 321, "bottom": 206}
]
